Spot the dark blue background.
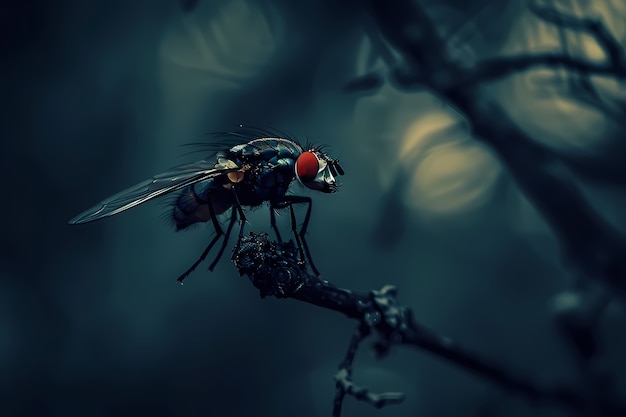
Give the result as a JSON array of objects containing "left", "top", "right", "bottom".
[{"left": 2, "top": 1, "right": 624, "bottom": 416}]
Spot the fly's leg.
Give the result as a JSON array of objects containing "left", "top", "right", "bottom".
[
  {"left": 289, "top": 204, "right": 306, "bottom": 265},
  {"left": 270, "top": 208, "right": 283, "bottom": 243},
  {"left": 276, "top": 196, "right": 320, "bottom": 276},
  {"left": 177, "top": 192, "right": 223, "bottom": 284},
  {"left": 230, "top": 188, "right": 248, "bottom": 258},
  {"left": 290, "top": 196, "right": 319, "bottom": 276},
  {"left": 208, "top": 206, "right": 237, "bottom": 271}
]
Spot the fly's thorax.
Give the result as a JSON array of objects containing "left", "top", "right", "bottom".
[
  {"left": 218, "top": 137, "right": 344, "bottom": 195},
  {"left": 246, "top": 160, "right": 295, "bottom": 202},
  {"left": 229, "top": 137, "right": 303, "bottom": 161}
]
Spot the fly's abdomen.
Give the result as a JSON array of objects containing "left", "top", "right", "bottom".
[{"left": 172, "top": 181, "right": 232, "bottom": 230}]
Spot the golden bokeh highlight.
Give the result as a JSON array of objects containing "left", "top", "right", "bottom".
[{"left": 399, "top": 113, "right": 501, "bottom": 215}]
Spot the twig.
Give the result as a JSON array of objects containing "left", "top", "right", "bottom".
[
  {"left": 451, "top": 2, "right": 626, "bottom": 89},
  {"left": 332, "top": 322, "right": 405, "bottom": 417},
  {"left": 528, "top": 2, "right": 624, "bottom": 67},
  {"left": 461, "top": 95, "right": 626, "bottom": 300},
  {"left": 231, "top": 232, "right": 625, "bottom": 416},
  {"left": 552, "top": 286, "right": 619, "bottom": 416},
  {"left": 326, "top": 1, "right": 626, "bottom": 415},
  {"left": 365, "top": 0, "right": 626, "bottom": 300},
  {"left": 459, "top": 52, "right": 626, "bottom": 88}
]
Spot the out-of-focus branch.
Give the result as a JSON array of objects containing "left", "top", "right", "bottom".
[
  {"left": 231, "top": 233, "right": 625, "bottom": 416},
  {"left": 361, "top": 1, "right": 626, "bottom": 90},
  {"left": 358, "top": 3, "right": 626, "bottom": 413},
  {"left": 528, "top": 2, "right": 624, "bottom": 67},
  {"left": 454, "top": 3, "right": 626, "bottom": 88},
  {"left": 365, "top": 0, "right": 449, "bottom": 87},
  {"left": 458, "top": 52, "right": 625, "bottom": 89},
  {"left": 523, "top": 2, "right": 626, "bottom": 133},
  {"left": 363, "top": 0, "right": 626, "bottom": 302},
  {"left": 333, "top": 323, "right": 405, "bottom": 417},
  {"left": 365, "top": 0, "right": 445, "bottom": 68},
  {"left": 457, "top": 95, "right": 626, "bottom": 299}
]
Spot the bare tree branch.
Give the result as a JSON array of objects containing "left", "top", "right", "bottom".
[
  {"left": 349, "top": 2, "right": 626, "bottom": 415},
  {"left": 231, "top": 233, "right": 625, "bottom": 416},
  {"left": 364, "top": 0, "right": 626, "bottom": 299},
  {"left": 453, "top": 2, "right": 626, "bottom": 88},
  {"left": 365, "top": 0, "right": 445, "bottom": 67},
  {"left": 529, "top": 2, "right": 624, "bottom": 67},
  {"left": 519, "top": 2, "right": 626, "bottom": 126},
  {"left": 333, "top": 323, "right": 405, "bottom": 417},
  {"left": 460, "top": 52, "right": 626, "bottom": 88},
  {"left": 461, "top": 94, "right": 626, "bottom": 299}
]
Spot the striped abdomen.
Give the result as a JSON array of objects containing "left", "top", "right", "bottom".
[{"left": 172, "top": 180, "right": 232, "bottom": 230}]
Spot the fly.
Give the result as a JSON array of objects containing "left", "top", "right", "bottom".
[{"left": 69, "top": 128, "right": 345, "bottom": 283}]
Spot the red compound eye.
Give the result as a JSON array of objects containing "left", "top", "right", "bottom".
[{"left": 295, "top": 151, "right": 319, "bottom": 182}]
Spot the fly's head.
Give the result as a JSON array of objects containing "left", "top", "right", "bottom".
[{"left": 294, "top": 148, "right": 344, "bottom": 193}]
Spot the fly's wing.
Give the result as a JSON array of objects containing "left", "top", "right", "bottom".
[{"left": 69, "top": 160, "right": 240, "bottom": 224}]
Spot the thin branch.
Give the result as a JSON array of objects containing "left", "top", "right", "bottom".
[
  {"left": 459, "top": 53, "right": 626, "bottom": 88},
  {"left": 362, "top": 14, "right": 399, "bottom": 69},
  {"left": 451, "top": 2, "right": 626, "bottom": 89},
  {"left": 528, "top": 2, "right": 624, "bottom": 67},
  {"left": 231, "top": 232, "right": 626, "bottom": 416},
  {"left": 454, "top": 94, "right": 626, "bottom": 300},
  {"left": 333, "top": 323, "right": 404, "bottom": 417},
  {"left": 365, "top": 0, "right": 626, "bottom": 301},
  {"left": 333, "top": 367, "right": 405, "bottom": 415},
  {"left": 341, "top": 1, "right": 626, "bottom": 415},
  {"left": 333, "top": 324, "right": 366, "bottom": 417},
  {"left": 557, "top": 0, "right": 613, "bottom": 116},
  {"left": 365, "top": 0, "right": 448, "bottom": 82}
]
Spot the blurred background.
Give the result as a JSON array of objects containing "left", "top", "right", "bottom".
[{"left": 1, "top": 0, "right": 625, "bottom": 416}]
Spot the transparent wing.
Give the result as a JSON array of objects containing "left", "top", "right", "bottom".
[{"left": 69, "top": 160, "right": 239, "bottom": 224}]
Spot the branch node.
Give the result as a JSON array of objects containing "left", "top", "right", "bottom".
[
  {"left": 334, "top": 368, "right": 405, "bottom": 409},
  {"left": 332, "top": 323, "right": 405, "bottom": 416}
]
